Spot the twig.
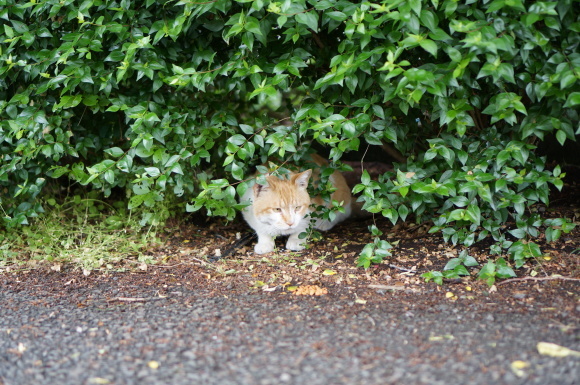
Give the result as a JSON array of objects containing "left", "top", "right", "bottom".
[
  {"left": 107, "top": 297, "right": 165, "bottom": 302},
  {"left": 190, "top": 256, "right": 212, "bottom": 266},
  {"left": 368, "top": 284, "right": 406, "bottom": 291},
  {"left": 497, "top": 276, "right": 580, "bottom": 285},
  {"left": 388, "top": 264, "right": 417, "bottom": 274},
  {"left": 153, "top": 262, "right": 189, "bottom": 268},
  {"left": 211, "top": 232, "right": 256, "bottom": 261}
]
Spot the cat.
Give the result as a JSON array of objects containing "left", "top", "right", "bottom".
[{"left": 240, "top": 154, "right": 352, "bottom": 254}]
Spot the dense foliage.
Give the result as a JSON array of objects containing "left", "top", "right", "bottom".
[{"left": 1, "top": 0, "right": 578, "bottom": 274}]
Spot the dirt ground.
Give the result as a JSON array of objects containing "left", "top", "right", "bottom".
[{"left": 3, "top": 166, "right": 580, "bottom": 316}]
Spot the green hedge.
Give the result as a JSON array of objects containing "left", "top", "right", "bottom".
[{"left": 1, "top": 0, "right": 578, "bottom": 271}]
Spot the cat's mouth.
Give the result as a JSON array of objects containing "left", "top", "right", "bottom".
[
  {"left": 277, "top": 222, "right": 300, "bottom": 233},
  {"left": 280, "top": 223, "right": 296, "bottom": 230}
]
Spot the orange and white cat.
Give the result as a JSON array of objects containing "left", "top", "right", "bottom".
[{"left": 240, "top": 154, "right": 352, "bottom": 254}]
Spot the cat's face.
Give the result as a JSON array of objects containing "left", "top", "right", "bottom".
[{"left": 252, "top": 170, "right": 312, "bottom": 232}]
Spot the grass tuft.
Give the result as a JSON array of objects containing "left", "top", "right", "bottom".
[{"left": 0, "top": 194, "right": 162, "bottom": 271}]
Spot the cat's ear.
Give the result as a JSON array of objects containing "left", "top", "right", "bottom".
[{"left": 293, "top": 170, "right": 312, "bottom": 189}]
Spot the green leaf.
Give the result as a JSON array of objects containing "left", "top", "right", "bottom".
[
  {"left": 478, "top": 261, "right": 496, "bottom": 286},
  {"left": 564, "top": 92, "right": 580, "bottom": 108},
  {"left": 231, "top": 162, "right": 243, "bottom": 181},
  {"left": 239, "top": 124, "right": 254, "bottom": 134},
  {"left": 421, "top": 271, "right": 443, "bottom": 285},
  {"left": 228, "top": 134, "right": 247, "bottom": 146},
  {"left": 495, "top": 258, "right": 516, "bottom": 278},
  {"left": 295, "top": 11, "right": 319, "bottom": 31},
  {"left": 398, "top": 204, "right": 409, "bottom": 221},
  {"left": 105, "top": 147, "right": 125, "bottom": 158},
  {"left": 444, "top": 257, "right": 461, "bottom": 270},
  {"left": 54, "top": 95, "right": 82, "bottom": 111},
  {"left": 419, "top": 39, "right": 438, "bottom": 57}
]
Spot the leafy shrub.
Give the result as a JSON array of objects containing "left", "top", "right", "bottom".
[{"left": 1, "top": 0, "right": 577, "bottom": 272}]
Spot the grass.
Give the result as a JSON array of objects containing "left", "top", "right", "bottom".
[{"left": 0, "top": 194, "right": 163, "bottom": 271}]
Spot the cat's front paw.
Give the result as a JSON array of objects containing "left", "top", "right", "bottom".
[
  {"left": 254, "top": 242, "right": 275, "bottom": 254},
  {"left": 286, "top": 238, "right": 306, "bottom": 251}
]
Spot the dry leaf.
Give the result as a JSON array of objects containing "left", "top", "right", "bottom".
[
  {"left": 510, "top": 360, "right": 530, "bottom": 377},
  {"left": 354, "top": 298, "right": 367, "bottom": 304},
  {"left": 287, "top": 286, "right": 298, "bottom": 292},
  {"left": 322, "top": 269, "right": 337, "bottom": 276},
  {"left": 537, "top": 342, "right": 580, "bottom": 357},
  {"left": 262, "top": 285, "right": 278, "bottom": 292},
  {"left": 293, "top": 285, "right": 328, "bottom": 296},
  {"left": 511, "top": 360, "right": 530, "bottom": 369},
  {"left": 89, "top": 378, "right": 110, "bottom": 385},
  {"left": 51, "top": 264, "right": 61, "bottom": 272}
]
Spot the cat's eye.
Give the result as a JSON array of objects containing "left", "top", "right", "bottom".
[
  {"left": 295, "top": 206, "right": 302, "bottom": 211},
  {"left": 273, "top": 208, "right": 282, "bottom": 212}
]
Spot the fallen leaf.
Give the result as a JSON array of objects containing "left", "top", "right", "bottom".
[
  {"left": 286, "top": 286, "right": 298, "bottom": 292},
  {"left": 511, "top": 360, "right": 530, "bottom": 377},
  {"left": 51, "top": 264, "right": 61, "bottom": 272},
  {"left": 293, "top": 285, "right": 328, "bottom": 296},
  {"left": 322, "top": 269, "right": 337, "bottom": 276},
  {"left": 89, "top": 378, "right": 110, "bottom": 385},
  {"left": 147, "top": 361, "right": 160, "bottom": 369},
  {"left": 355, "top": 298, "right": 367, "bottom": 304},
  {"left": 262, "top": 285, "right": 278, "bottom": 292},
  {"left": 511, "top": 360, "right": 530, "bottom": 369},
  {"left": 537, "top": 342, "right": 580, "bottom": 357}
]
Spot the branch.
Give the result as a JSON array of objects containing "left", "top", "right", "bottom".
[
  {"left": 107, "top": 297, "right": 165, "bottom": 302},
  {"left": 497, "top": 276, "right": 580, "bottom": 285}
]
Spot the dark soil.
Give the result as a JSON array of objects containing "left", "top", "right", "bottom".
[{"left": 1, "top": 168, "right": 579, "bottom": 385}]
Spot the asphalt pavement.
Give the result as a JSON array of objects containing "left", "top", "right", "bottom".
[{"left": 1, "top": 274, "right": 578, "bottom": 385}]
